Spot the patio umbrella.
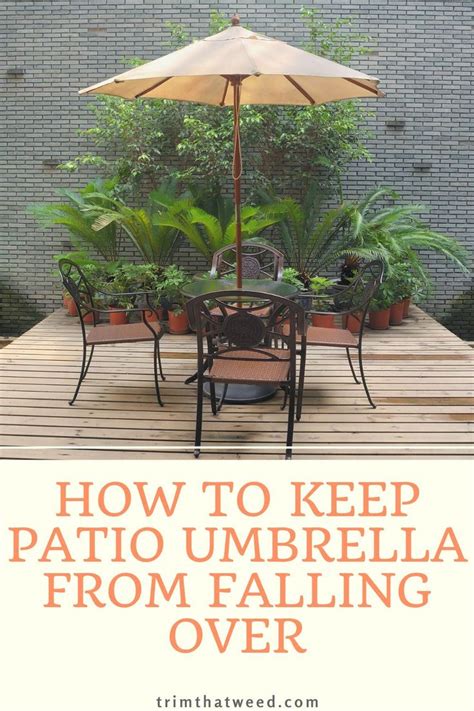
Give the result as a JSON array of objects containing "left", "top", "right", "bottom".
[{"left": 80, "top": 15, "right": 383, "bottom": 287}]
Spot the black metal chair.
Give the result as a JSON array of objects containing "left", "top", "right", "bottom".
[
  {"left": 296, "top": 260, "right": 384, "bottom": 417},
  {"left": 210, "top": 243, "right": 284, "bottom": 281},
  {"left": 187, "top": 290, "right": 305, "bottom": 459},
  {"left": 209, "top": 243, "right": 284, "bottom": 320},
  {"left": 58, "top": 259, "right": 166, "bottom": 407}
]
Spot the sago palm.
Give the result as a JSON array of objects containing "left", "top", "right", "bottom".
[
  {"left": 259, "top": 182, "right": 354, "bottom": 286},
  {"left": 28, "top": 178, "right": 120, "bottom": 261},
  {"left": 340, "top": 186, "right": 471, "bottom": 277},
  {"left": 154, "top": 201, "right": 283, "bottom": 263},
  {"left": 90, "top": 179, "right": 184, "bottom": 265}
]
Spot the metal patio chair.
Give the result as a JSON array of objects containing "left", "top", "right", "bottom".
[
  {"left": 209, "top": 243, "right": 284, "bottom": 319},
  {"left": 187, "top": 290, "right": 305, "bottom": 459},
  {"left": 58, "top": 259, "right": 166, "bottom": 407},
  {"left": 296, "top": 260, "right": 384, "bottom": 417},
  {"left": 210, "top": 242, "right": 284, "bottom": 281}
]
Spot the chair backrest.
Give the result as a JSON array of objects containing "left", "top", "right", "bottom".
[
  {"left": 329, "top": 259, "right": 384, "bottom": 336},
  {"left": 210, "top": 243, "right": 284, "bottom": 281},
  {"left": 187, "top": 289, "right": 304, "bottom": 376},
  {"left": 59, "top": 259, "right": 98, "bottom": 320},
  {"left": 333, "top": 259, "right": 384, "bottom": 313}
]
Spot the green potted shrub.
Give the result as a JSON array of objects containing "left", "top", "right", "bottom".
[
  {"left": 368, "top": 283, "right": 394, "bottom": 330},
  {"left": 161, "top": 265, "right": 191, "bottom": 334},
  {"left": 117, "top": 263, "right": 165, "bottom": 321},
  {"left": 282, "top": 267, "right": 304, "bottom": 289},
  {"left": 309, "top": 276, "right": 336, "bottom": 328},
  {"left": 388, "top": 268, "right": 406, "bottom": 326},
  {"left": 100, "top": 270, "right": 133, "bottom": 326},
  {"left": 387, "top": 262, "right": 431, "bottom": 324}
]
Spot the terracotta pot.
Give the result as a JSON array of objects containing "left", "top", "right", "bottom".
[
  {"left": 109, "top": 308, "right": 128, "bottom": 326},
  {"left": 311, "top": 313, "right": 336, "bottom": 328},
  {"left": 402, "top": 297, "right": 411, "bottom": 318},
  {"left": 168, "top": 310, "right": 190, "bottom": 335},
  {"left": 390, "top": 301, "right": 404, "bottom": 326},
  {"left": 82, "top": 311, "right": 94, "bottom": 325},
  {"left": 64, "top": 294, "right": 78, "bottom": 317},
  {"left": 63, "top": 292, "right": 69, "bottom": 309},
  {"left": 143, "top": 307, "right": 164, "bottom": 322},
  {"left": 344, "top": 312, "right": 363, "bottom": 333},
  {"left": 369, "top": 308, "right": 391, "bottom": 330}
]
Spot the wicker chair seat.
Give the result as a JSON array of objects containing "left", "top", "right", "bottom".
[
  {"left": 209, "top": 348, "right": 290, "bottom": 385},
  {"left": 87, "top": 321, "right": 162, "bottom": 346},
  {"left": 304, "top": 326, "right": 358, "bottom": 348},
  {"left": 282, "top": 324, "right": 357, "bottom": 348}
]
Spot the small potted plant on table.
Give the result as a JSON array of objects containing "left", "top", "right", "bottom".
[{"left": 309, "top": 276, "right": 336, "bottom": 327}]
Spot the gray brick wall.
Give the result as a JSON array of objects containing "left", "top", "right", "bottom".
[{"left": 1, "top": 0, "right": 473, "bottom": 337}]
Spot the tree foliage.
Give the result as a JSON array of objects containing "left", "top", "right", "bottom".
[{"left": 62, "top": 8, "right": 374, "bottom": 199}]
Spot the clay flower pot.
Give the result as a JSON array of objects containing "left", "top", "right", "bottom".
[
  {"left": 109, "top": 307, "right": 128, "bottom": 326},
  {"left": 82, "top": 311, "right": 94, "bottom": 325},
  {"left": 64, "top": 294, "right": 78, "bottom": 317},
  {"left": 311, "top": 313, "right": 336, "bottom": 328},
  {"left": 369, "top": 308, "right": 391, "bottom": 330},
  {"left": 168, "top": 309, "right": 189, "bottom": 335},
  {"left": 390, "top": 301, "right": 405, "bottom": 326},
  {"left": 402, "top": 297, "right": 411, "bottom": 318},
  {"left": 143, "top": 307, "right": 164, "bottom": 322},
  {"left": 344, "top": 312, "right": 363, "bottom": 333}
]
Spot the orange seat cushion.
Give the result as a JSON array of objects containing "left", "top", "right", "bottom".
[
  {"left": 304, "top": 326, "right": 357, "bottom": 348},
  {"left": 87, "top": 321, "right": 161, "bottom": 346},
  {"left": 209, "top": 348, "right": 290, "bottom": 385}
]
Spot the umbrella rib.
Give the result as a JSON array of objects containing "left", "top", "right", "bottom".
[
  {"left": 284, "top": 75, "right": 315, "bottom": 105},
  {"left": 134, "top": 77, "right": 171, "bottom": 99},
  {"left": 345, "top": 78, "right": 380, "bottom": 96},
  {"left": 219, "top": 78, "right": 230, "bottom": 106}
]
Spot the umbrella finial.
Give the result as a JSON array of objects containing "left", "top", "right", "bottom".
[{"left": 231, "top": 13, "right": 240, "bottom": 26}]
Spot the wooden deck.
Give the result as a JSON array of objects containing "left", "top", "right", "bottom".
[{"left": 0, "top": 307, "right": 472, "bottom": 459}]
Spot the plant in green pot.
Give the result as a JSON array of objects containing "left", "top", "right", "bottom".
[
  {"left": 309, "top": 276, "right": 336, "bottom": 328},
  {"left": 161, "top": 265, "right": 191, "bottom": 334},
  {"left": 368, "top": 282, "right": 394, "bottom": 330}
]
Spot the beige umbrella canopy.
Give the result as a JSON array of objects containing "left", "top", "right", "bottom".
[{"left": 80, "top": 15, "right": 382, "bottom": 285}]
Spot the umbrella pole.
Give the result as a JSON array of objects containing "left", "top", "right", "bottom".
[{"left": 232, "top": 78, "right": 242, "bottom": 289}]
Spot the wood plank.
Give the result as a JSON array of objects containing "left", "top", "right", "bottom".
[{"left": 1, "top": 306, "right": 472, "bottom": 458}]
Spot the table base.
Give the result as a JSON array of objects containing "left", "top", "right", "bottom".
[{"left": 203, "top": 382, "right": 277, "bottom": 404}]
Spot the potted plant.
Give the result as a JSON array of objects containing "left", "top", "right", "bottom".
[
  {"left": 100, "top": 271, "right": 132, "bottom": 326},
  {"left": 282, "top": 267, "right": 304, "bottom": 289},
  {"left": 107, "top": 295, "right": 132, "bottom": 325},
  {"left": 117, "top": 263, "right": 165, "bottom": 321},
  {"left": 64, "top": 293, "right": 78, "bottom": 317},
  {"left": 387, "top": 262, "right": 430, "bottom": 324},
  {"left": 160, "top": 265, "right": 191, "bottom": 334},
  {"left": 309, "top": 276, "right": 336, "bottom": 327},
  {"left": 368, "top": 283, "right": 393, "bottom": 330}
]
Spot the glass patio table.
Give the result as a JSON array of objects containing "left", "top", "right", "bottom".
[{"left": 183, "top": 277, "right": 299, "bottom": 404}]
